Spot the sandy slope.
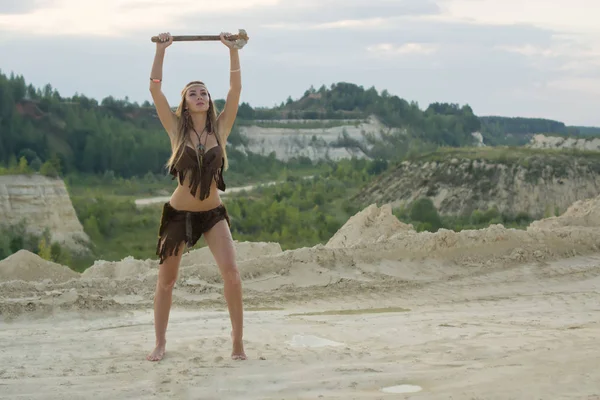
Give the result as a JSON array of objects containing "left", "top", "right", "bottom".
[{"left": 2, "top": 198, "right": 600, "bottom": 399}]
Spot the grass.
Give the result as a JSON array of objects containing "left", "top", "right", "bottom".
[
  {"left": 406, "top": 146, "right": 600, "bottom": 165},
  {"left": 402, "top": 146, "right": 600, "bottom": 185}
]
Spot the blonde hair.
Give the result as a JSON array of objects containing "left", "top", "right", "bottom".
[{"left": 166, "top": 80, "right": 229, "bottom": 172}]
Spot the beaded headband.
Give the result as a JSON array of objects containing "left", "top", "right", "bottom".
[{"left": 182, "top": 82, "right": 209, "bottom": 97}]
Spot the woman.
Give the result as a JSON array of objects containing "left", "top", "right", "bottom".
[{"left": 146, "top": 31, "right": 245, "bottom": 362}]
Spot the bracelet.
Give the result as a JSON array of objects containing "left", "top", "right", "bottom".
[
  {"left": 150, "top": 78, "right": 161, "bottom": 82},
  {"left": 230, "top": 68, "right": 240, "bottom": 73}
]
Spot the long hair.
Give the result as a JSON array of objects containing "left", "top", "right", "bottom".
[{"left": 165, "top": 80, "right": 229, "bottom": 172}]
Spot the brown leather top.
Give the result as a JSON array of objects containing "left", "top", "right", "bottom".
[{"left": 169, "top": 145, "right": 226, "bottom": 200}]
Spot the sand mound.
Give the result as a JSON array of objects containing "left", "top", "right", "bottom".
[
  {"left": 6, "top": 195, "right": 600, "bottom": 320},
  {"left": 180, "top": 240, "right": 283, "bottom": 267},
  {"left": 81, "top": 256, "right": 157, "bottom": 280},
  {"left": 80, "top": 241, "right": 283, "bottom": 281},
  {"left": 0, "top": 250, "right": 79, "bottom": 283},
  {"left": 178, "top": 243, "right": 357, "bottom": 287},
  {"left": 322, "top": 200, "right": 600, "bottom": 266},
  {"left": 528, "top": 194, "right": 600, "bottom": 231},
  {"left": 326, "top": 203, "right": 414, "bottom": 248}
]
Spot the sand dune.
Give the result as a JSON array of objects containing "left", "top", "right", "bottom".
[{"left": 2, "top": 197, "right": 600, "bottom": 399}]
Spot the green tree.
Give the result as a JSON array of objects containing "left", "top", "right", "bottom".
[
  {"left": 40, "top": 156, "right": 61, "bottom": 177},
  {"left": 17, "top": 156, "right": 31, "bottom": 174},
  {"left": 38, "top": 237, "right": 52, "bottom": 261},
  {"left": 409, "top": 198, "right": 443, "bottom": 232},
  {"left": 83, "top": 215, "right": 103, "bottom": 240}
]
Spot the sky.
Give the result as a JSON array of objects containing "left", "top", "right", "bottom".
[{"left": 0, "top": 0, "right": 599, "bottom": 126}]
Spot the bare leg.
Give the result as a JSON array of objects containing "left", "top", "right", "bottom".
[
  {"left": 147, "top": 242, "right": 185, "bottom": 362},
  {"left": 204, "top": 219, "right": 246, "bottom": 360}
]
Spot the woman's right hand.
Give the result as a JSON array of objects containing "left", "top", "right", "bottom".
[{"left": 156, "top": 32, "right": 173, "bottom": 51}]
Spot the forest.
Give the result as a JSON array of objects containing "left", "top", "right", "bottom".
[
  {"left": 2, "top": 71, "right": 592, "bottom": 176},
  {"left": 0, "top": 72, "right": 484, "bottom": 176}
]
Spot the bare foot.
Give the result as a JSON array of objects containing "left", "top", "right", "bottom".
[
  {"left": 147, "top": 342, "right": 166, "bottom": 362},
  {"left": 231, "top": 332, "right": 247, "bottom": 360}
]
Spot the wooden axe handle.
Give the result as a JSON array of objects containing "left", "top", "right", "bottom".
[{"left": 151, "top": 34, "right": 247, "bottom": 43}]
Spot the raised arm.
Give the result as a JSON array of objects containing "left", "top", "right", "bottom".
[
  {"left": 149, "top": 32, "right": 177, "bottom": 139},
  {"left": 217, "top": 32, "right": 242, "bottom": 141}
]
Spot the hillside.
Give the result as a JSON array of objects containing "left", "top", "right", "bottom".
[
  {"left": 3, "top": 70, "right": 600, "bottom": 178},
  {"left": 353, "top": 147, "right": 600, "bottom": 219},
  {"left": 478, "top": 116, "right": 598, "bottom": 146},
  {"left": 0, "top": 72, "right": 482, "bottom": 177},
  {"left": 527, "top": 134, "right": 600, "bottom": 152}
]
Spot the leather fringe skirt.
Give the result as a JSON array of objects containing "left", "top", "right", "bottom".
[{"left": 156, "top": 202, "right": 230, "bottom": 264}]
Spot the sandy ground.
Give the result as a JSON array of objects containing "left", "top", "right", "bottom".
[{"left": 3, "top": 200, "right": 600, "bottom": 399}]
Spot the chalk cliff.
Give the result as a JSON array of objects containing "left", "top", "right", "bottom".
[
  {"left": 237, "top": 116, "right": 399, "bottom": 161},
  {"left": 0, "top": 174, "right": 89, "bottom": 252}
]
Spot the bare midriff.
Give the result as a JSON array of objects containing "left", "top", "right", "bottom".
[{"left": 169, "top": 177, "right": 222, "bottom": 211}]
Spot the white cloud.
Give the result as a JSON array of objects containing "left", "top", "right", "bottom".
[
  {"left": 0, "top": 0, "right": 278, "bottom": 36},
  {"left": 436, "top": 0, "right": 600, "bottom": 33},
  {"left": 440, "top": 0, "right": 600, "bottom": 59},
  {"left": 367, "top": 42, "right": 438, "bottom": 56},
  {"left": 434, "top": 0, "right": 600, "bottom": 91},
  {"left": 497, "top": 44, "right": 559, "bottom": 58},
  {"left": 496, "top": 37, "right": 600, "bottom": 78},
  {"left": 311, "top": 18, "right": 389, "bottom": 30},
  {"left": 263, "top": 17, "right": 392, "bottom": 31}
]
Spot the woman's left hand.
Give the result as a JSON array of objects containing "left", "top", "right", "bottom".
[{"left": 220, "top": 32, "right": 237, "bottom": 50}]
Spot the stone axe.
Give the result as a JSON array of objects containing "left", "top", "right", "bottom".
[{"left": 151, "top": 29, "right": 249, "bottom": 49}]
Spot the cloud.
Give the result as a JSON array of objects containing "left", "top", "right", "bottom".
[
  {"left": 173, "top": 0, "right": 440, "bottom": 35},
  {"left": 436, "top": 0, "right": 600, "bottom": 70},
  {"left": 266, "top": 17, "right": 392, "bottom": 31},
  {"left": 254, "top": 0, "right": 440, "bottom": 23},
  {"left": 0, "top": 0, "right": 278, "bottom": 36},
  {"left": 0, "top": 0, "right": 599, "bottom": 125},
  {"left": 0, "top": 0, "right": 439, "bottom": 37},
  {"left": 497, "top": 44, "right": 559, "bottom": 58},
  {"left": 437, "top": 0, "right": 599, "bottom": 33},
  {"left": 367, "top": 43, "right": 438, "bottom": 56},
  {"left": 0, "top": 0, "right": 42, "bottom": 15},
  {"left": 495, "top": 36, "right": 600, "bottom": 79},
  {"left": 292, "top": 0, "right": 440, "bottom": 20}
]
